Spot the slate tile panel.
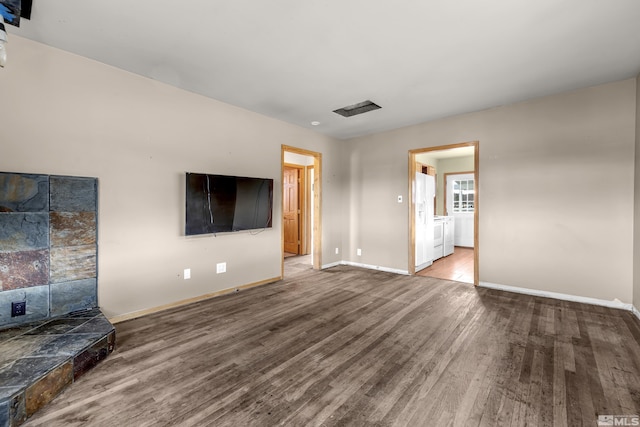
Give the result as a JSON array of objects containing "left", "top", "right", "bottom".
[
  {"left": 0, "top": 386, "right": 22, "bottom": 403},
  {"left": 49, "top": 279, "right": 97, "bottom": 318},
  {"left": 24, "top": 318, "right": 87, "bottom": 336},
  {"left": 49, "top": 176, "right": 97, "bottom": 212},
  {"left": 0, "top": 213, "right": 49, "bottom": 251},
  {"left": 49, "top": 212, "right": 96, "bottom": 248},
  {"left": 49, "top": 245, "right": 96, "bottom": 283},
  {"left": 0, "top": 171, "right": 99, "bottom": 331},
  {"left": 30, "top": 334, "right": 101, "bottom": 358},
  {"left": 0, "top": 356, "right": 69, "bottom": 390},
  {"left": 68, "top": 315, "right": 114, "bottom": 336},
  {"left": 25, "top": 361, "right": 73, "bottom": 417},
  {"left": 73, "top": 336, "right": 109, "bottom": 380},
  {"left": 8, "top": 391, "right": 25, "bottom": 427},
  {"left": 0, "top": 392, "right": 21, "bottom": 427},
  {"left": 0, "top": 286, "right": 50, "bottom": 328},
  {"left": 0, "top": 335, "right": 54, "bottom": 369},
  {"left": 0, "top": 398, "right": 8, "bottom": 427},
  {"left": 0, "top": 250, "right": 50, "bottom": 291},
  {"left": 0, "top": 322, "right": 43, "bottom": 342},
  {"left": 0, "top": 173, "right": 49, "bottom": 213}
]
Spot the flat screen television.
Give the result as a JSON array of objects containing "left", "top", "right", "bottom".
[{"left": 185, "top": 172, "right": 273, "bottom": 235}]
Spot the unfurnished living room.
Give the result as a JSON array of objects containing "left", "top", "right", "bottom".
[{"left": 1, "top": 1, "right": 640, "bottom": 426}]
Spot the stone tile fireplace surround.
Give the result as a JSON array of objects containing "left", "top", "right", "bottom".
[{"left": 0, "top": 172, "right": 115, "bottom": 426}]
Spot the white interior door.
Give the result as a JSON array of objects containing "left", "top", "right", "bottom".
[{"left": 446, "top": 173, "right": 474, "bottom": 248}]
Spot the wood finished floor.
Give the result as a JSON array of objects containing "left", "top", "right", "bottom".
[
  {"left": 24, "top": 259, "right": 640, "bottom": 426},
  {"left": 417, "top": 247, "right": 474, "bottom": 284}
]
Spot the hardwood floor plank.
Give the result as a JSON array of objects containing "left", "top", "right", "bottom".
[
  {"left": 22, "top": 260, "right": 640, "bottom": 427},
  {"left": 417, "top": 246, "right": 474, "bottom": 283}
]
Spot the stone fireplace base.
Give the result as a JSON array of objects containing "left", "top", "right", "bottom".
[{"left": 0, "top": 309, "right": 115, "bottom": 427}]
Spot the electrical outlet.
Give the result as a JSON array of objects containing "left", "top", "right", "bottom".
[
  {"left": 357, "top": 248, "right": 362, "bottom": 256},
  {"left": 398, "top": 195, "right": 403, "bottom": 203},
  {"left": 335, "top": 247, "right": 339, "bottom": 255},
  {"left": 184, "top": 268, "right": 191, "bottom": 280},
  {"left": 217, "top": 262, "right": 226, "bottom": 274},
  {"left": 11, "top": 301, "right": 26, "bottom": 317}
]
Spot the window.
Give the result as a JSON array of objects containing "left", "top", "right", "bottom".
[{"left": 452, "top": 179, "right": 474, "bottom": 213}]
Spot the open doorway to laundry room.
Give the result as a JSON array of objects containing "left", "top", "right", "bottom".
[
  {"left": 408, "top": 141, "right": 479, "bottom": 285},
  {"left": 281, "top": 145, "right": 322, "bottom": 278}
]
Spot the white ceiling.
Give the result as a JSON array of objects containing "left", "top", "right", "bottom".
[{"left": 9, "top": 1, "right": 640, "bottom": 140}]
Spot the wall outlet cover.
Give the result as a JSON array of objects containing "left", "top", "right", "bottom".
[
  {"left": 184, "top": 268, "right": 191, "bottom": 280},
  {"left": 11, "top": 301, "right": 26, "bottom": 317},
  {"left": 217, "top": 262, "right": 227, "bottom": 274}
]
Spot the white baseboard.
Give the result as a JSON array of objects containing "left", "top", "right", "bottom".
[
  {"left": 321, "top": 261, "right": 342, "bottom": 269},
  {"left": 339, "top": 261, "right": 409, "bottom": 275},
  {"left": 479, "top": 281, "right": 635, "bottom": 312},
  {"left": 321, "top": 260, "right": 409, "bottom": 275},
  {"left": 632, "top": 304, "right": 640, "bottom": 321}
]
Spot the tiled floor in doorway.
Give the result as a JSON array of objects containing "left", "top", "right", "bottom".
[{"left": 417, "top": 247, "right": 474, "bottom": 283}]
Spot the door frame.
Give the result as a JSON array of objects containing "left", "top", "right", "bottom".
[
  {"left": 281, "top": 145, "right": 322, "bottom": 276},
  {"left": 305, "top": 165, "right": 314, "bottom": 255},
  {"left": 408, "top": 141, "right": 479, "bottom": 285}
]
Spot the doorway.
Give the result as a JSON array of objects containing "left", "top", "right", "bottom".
[
  {"left": 408, "top": 142, "right": 479, "bottom": 285},
  {"left": 281, "top": 145, "right": 322, "bottom": 278}
]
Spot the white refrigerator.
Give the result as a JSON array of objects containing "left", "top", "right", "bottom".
[{"left": 415, "top": 172, "right": 435, "bottom": 271}]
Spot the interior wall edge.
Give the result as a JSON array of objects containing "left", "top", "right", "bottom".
[{"left": 634, "top": 73, "right": 640, "bottom": 311}]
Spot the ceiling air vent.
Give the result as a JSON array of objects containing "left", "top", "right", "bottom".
[{"left": 333, "top": 100, "right": 381, "bottom": 118}]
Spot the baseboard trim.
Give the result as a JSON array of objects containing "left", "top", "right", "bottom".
[
  {"left": 632, "top": 305, "right": 640, "bottom": 321},
  {"left": 479, "top": 281, "right": 635, "bottom": 312},
  {"left": 109, "top": 276, "right": 281, "bottom": 324},
  {"left": 340, "top": 261, "right": 409, "bottom": 276},
  {"left": 321, "top": 261, "right": 342, "bottom": 269},
  {"left": 321, "top": 260, "right": 410, "bottom": 275}
]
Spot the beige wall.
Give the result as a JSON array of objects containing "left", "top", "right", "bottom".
[
  {"left": 345, "top": 79, "right": 636, "bottom": 303},
  {"left": 0, "top": 36, "right": 346, "bottom": 318},
  {"left": 635, "top": 74, "right": 640, "bottom": 311},
  {"left": 1, "top": 36, "right": 637, "bottom": 316}
]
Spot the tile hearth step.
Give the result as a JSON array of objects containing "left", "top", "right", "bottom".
[{"left": 0, "top": 309, "right": 115, "bottom": 427}]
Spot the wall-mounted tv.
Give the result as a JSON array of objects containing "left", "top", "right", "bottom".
[{"left": 185, "top": 172, "right": 273, "bottom": 235}]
